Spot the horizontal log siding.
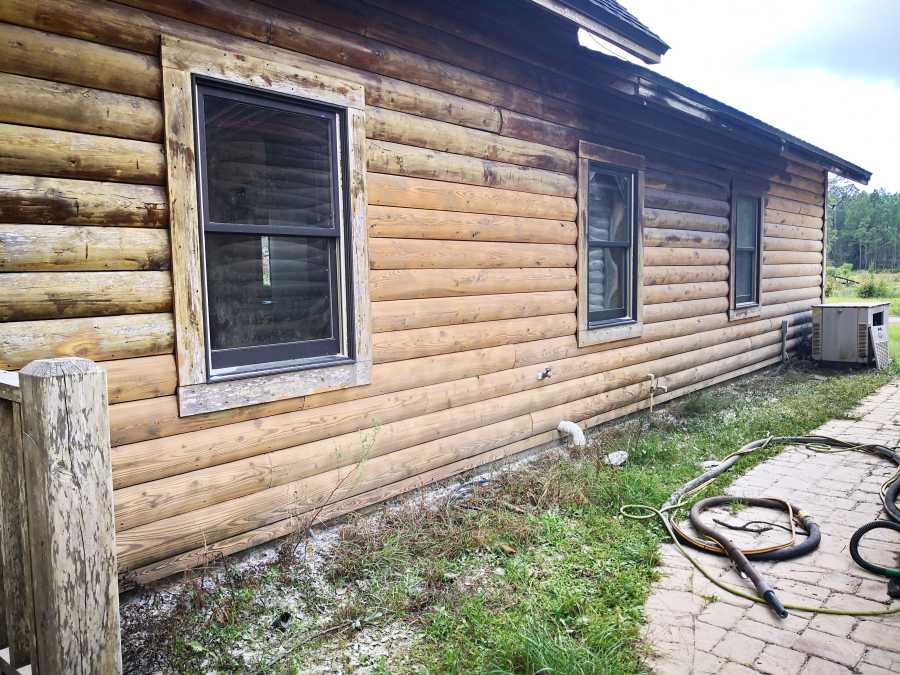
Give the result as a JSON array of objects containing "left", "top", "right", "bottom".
[{"left": 0, "top": 0, "right": 829, "bottom": 577}]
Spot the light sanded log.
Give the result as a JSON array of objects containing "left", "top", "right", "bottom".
[
  {"left": 0, "top": 123, "right": 165, "bottom": 185},
  {"left": 372, "top": 290, "right": 575, "bottom": 332},
  {"left": 761, "top": 276, "right": 822, "bottom": 293},
  {"left": 104, "top": 355, "right": 177, "bottom": 404},
  {"left": 121, "top": 346, "right": 792, "bottom": 586},
  {"left": 366, "top": 106, "right": 575, "bottom": 174},
  {"left": 644, "top": 188, "right": 730, "bottom": 217},
  {"left": 644, "top": 247, "right": 729, "bottom": 266},
  {"left": 108, "top": 298, "right": 817, "bottom": 447},
  {"left": 762, "top": 287, "right": 823, "bottom": 306},
  {"left": 121, "top": 424, "right": 558, "bottom": 586},
  {"left": 370, "top": 267, "right": 576, "bottom": 301},
  {"left": 0, "top": 399, "right": 36, "bottom": 668},
  {"left": 18, "top": 359, "right": 122, "bottom": 673},
  {"left": 114, "top": 323, "right": 797, "bottom": 530},
  {"left": 643, "top": 265, "right": 728, "bottom": 286},
  {"left": 370, "top": 238, "right": 576, "bottom": 269},
  {"left": 112, "top": 310, "right": 806, "bottom": 493},
  {"left": 109, "top": 338, "right": 520, "bottom": 447},
  {"left": 643, "top": 208, "right": 729, "bottom": 234},
  {"left": 367, "top": 205, "right": 576, "bottom": 244},
  {"left": 763, "top": 250, "right": 822, "bottom": 265},
  {"left": 373, "top": 313, "right": 576, "bottom": 363},
  {"left": 644, "top": 281, "right": 728, "bottom": 305},
  {"left": 0, "top": 271, "right": 172, "bottom": 321},
  {"left": 0, "top": 225, "right": 169, "bottom": 271},
  {"left": 644, "top": 297, "right": 729, "bottom": 324},
  {"left": 529, "top": 333, "right": 804, "bottom": 433},
  {"left": 367, "top": 139, "right": 575, "bottom": 197},
  {"left": 644, "top": 227, "right": 729, "bottom": 249},
  {"left": 766, "top": 221, "right": 823, "bottom": 241},
  {"left": 0, "top": 174, "right": 168, "bottom": 227},
  {"left": 765, "top": 208, "right": 822, "bottom": 229},
  {"left": 763, "top": 236, "right": 823, "bottom": 253},
  {"left": 762, "top": 264, "right": 822, "bottom": 279},
  {"left": 768, "top": 182, "right": 822, "bottom": 206},
  {"left": 113, "top": 337, "right": 796, "bottom": 569},
  {"left": 0, "top": 313, "right": 174, "bottom": 370},
  {"left": 0, "top": 22, "right": 160, "bottom": 98},
  {"left": 767, "top": 195, "right": 823, "bottom": 219},
  {"left": 368, "top": 174, "right": 577, "bottom": 220},
  {"left": 0, "top": 72, "right": 162, "bottom": 142}
]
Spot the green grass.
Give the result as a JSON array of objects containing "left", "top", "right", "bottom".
[
  {"left": 123, "top": 355, "right": 900, "bottom": 673},
  {"left": 826, "top": 268, "right": 900, "bottom": 316},
  {"left": 398, "top": 364, "right": 896, "bottom": 674},
  {"left": 890, "top": 324, "right": 900, "bottom": 356}
]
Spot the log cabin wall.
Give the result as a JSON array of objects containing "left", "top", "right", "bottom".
[{"left": 0, "top": 0, "right": 827, "bottom": 584}]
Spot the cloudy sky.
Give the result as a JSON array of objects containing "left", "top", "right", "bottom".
[{"left": 619, "top": 0, "right": 899, "bottom": 190}]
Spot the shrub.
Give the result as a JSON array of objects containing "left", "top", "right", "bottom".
[
  {"left": 857, "top": 273, "right": 891, "bottom": 298},
  {"left": 824, "top": 276, "right": 839, "bottom": 297}
]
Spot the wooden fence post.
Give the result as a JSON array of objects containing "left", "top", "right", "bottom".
[
  {"left": 0, "top": 392, "right": 37, "bottom": 669},
  {"left": 18, "top": 358, "right": 122, "bottom": 675}
]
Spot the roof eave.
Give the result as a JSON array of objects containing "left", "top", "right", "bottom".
[
  {"left": 526, "top": 0, "right": 667, "bottom": 64},
  {"left": 632, "top": 69, "right": 872, "bottom": 184}
]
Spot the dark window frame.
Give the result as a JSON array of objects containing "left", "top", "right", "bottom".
[
  {"left": 729, "top": 180, "right": 766, "bottom": 311},
  {"left": 193, "top": 76, "right": 355, "bottom": 381},
  {"left": 586, "top": 162, "right": 638, "bottom": 328}
]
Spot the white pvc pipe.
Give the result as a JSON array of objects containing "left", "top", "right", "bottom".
[{"left": 557, "top": 420, "right": 586, "bottom": 447}]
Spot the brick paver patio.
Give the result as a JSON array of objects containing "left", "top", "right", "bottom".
[{"left": 642, "top": 379, "right": 900, "bottom": 674}]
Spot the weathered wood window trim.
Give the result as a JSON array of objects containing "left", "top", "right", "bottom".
[
  {"left": 728, "top": 179, "right": 766, "bottom": 322},
  {"left": 576, "top": 141, "right": 644, "bottom": 347},
  {"left": 161, "top": 36, "right": 371, "bottom": 417}
]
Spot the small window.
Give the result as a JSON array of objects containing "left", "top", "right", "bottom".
[
  {"left": 576, "top": 142, "right": 644, "bottom": 347},
  {"left": 730, "top": 184, "right": 765, "bottom": 317},
  {"left": 196, "top": 81, "right": 350, "bottom": 378}
]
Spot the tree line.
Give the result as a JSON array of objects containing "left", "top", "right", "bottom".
[{"left": 826, "top": 177, "right": 900, "bottom": 271}]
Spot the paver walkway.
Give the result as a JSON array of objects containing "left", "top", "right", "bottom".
[{"left": 642, "top": 379, "right": 900, "bottom": 674}]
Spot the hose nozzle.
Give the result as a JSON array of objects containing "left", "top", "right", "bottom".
[{"left": 763, "top": 590, "right": 789, "bottom": 619}]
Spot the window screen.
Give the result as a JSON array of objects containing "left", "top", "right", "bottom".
[
  {"left": 196, "top": 81, "right": 350, "bottom": 377},
  {"left": 586, "top": 163, "right": 635, "bottom": 326}
]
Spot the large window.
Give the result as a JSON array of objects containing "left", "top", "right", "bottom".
[
  {"left": 577, "top": 142, "right": 644, "bottom": 347},
  {"left": 729, "top": 182, "right": 765, "bottom": 319},
  {"left": 196, "top": 81, "right": 349, "bottom": 377},
  {"left": 162, "top": 36, "right": 371, "bottom": 416}
]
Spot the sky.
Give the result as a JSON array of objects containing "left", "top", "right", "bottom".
[{"left": 596, "top": 0, "right": 900, "bottom": 190}]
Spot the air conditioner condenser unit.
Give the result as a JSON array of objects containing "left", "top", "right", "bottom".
[{"left": 811, "top": 302, "right": 890, "bottom": 368}]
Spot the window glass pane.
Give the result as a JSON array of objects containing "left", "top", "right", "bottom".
[
  {"left": 735, "top": 249, "right": 755, "bottom": 301},
  {"left": 735, "top": 196, "right": 758, "bottom": 248},
  {"left": 204, "top": 95, "right": 336, "bottom": 229},
  {"left": 205, "top": 232, "right": 334, "bottom": 351},
  {"left": 588, "top": 247, "right": 626, "bottom": 313},
  {"left": 588, "top": 166, "right": 631, "bottom": 243}
]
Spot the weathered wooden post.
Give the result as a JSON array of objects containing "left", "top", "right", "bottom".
[
  {"left": 0, "top": 375, "right": 37, "bottom": 670},
  {"left": 18, "top": 358, "right": 122, "bottom": 675}
]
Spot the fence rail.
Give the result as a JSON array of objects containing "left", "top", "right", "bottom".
[{"left": 0, "top": 359, "right": 121, "bottom": 675}]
